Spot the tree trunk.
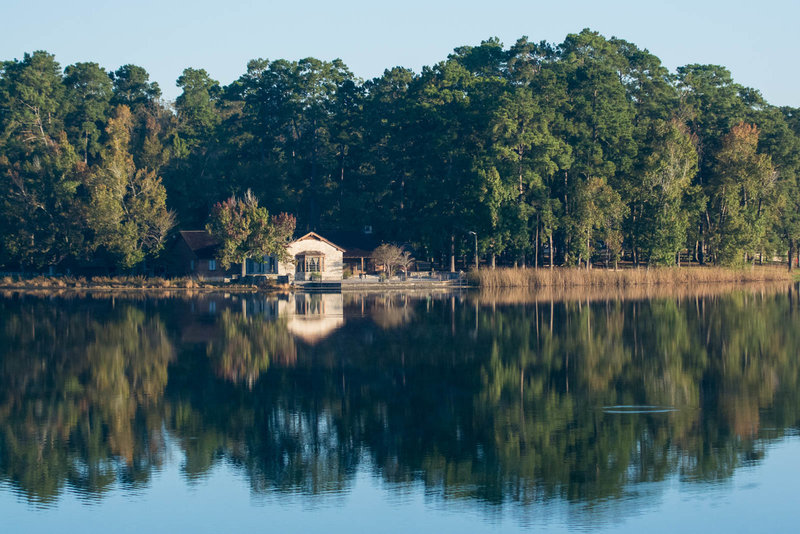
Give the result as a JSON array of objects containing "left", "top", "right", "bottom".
[
  {"left": 549, "top": 234, "right": 554, "bottom": 269},
  {"left": 586, "top": 231, "right": 591, "bottom": 270},
  {"left": 789, "top": 240, "right": 795, "bottom": 272},
  {"left": 450, "top": 234, "right": 455, "bottom": 273},
  {"left": 534, "top": 219, "right": 540, "bottom": 269},
  {"left": 491, "top": 253, "right": 496, "bottom": 269},
  {"left": 242, "top": 259, "right": 247, "bottom": 278},
  {"left": 700, "top": 214, "right": 709, "bottom": 265}
]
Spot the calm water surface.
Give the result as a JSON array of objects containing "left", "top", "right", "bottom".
[{"left": 1, "top": 286, "right": 799, "bottom": 532}]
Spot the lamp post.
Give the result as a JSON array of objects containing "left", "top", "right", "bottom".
[{"left": 468, "top": 231, "right": 478, "bottom": 270}]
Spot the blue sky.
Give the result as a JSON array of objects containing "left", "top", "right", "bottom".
[{"left": 2, "top": 0, "right": 797, "bottom": 105}]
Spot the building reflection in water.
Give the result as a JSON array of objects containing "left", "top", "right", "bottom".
[
  {"left": 195, "top": 292, "right": 345, "bottom": 345},
  {"left": 284, "top": 293, "right": 344, "bottom": 344}
]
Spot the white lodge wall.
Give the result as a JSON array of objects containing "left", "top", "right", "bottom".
[{"left": 277, "top": 234, "right": 344, "bottom": 281}]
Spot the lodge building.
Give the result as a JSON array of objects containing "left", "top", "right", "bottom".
[{"left": 170, "top": 230, "right": 346, "bottom": 281}]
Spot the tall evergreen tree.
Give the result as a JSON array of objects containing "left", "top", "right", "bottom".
[{"left": 63, "top": 62, "right": 113, "bottom": 164}]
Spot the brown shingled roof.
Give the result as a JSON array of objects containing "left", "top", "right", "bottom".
[{"left": 178, "top": 230, "right": 220, "bottom": 259}]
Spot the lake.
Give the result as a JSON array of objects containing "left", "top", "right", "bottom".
[{"left": 1, "top": 285, "right": 799, "bottom": 532}]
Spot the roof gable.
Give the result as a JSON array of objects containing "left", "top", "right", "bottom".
[
  {"left": 292, "top": 232, "right": 346, "bottom": 252},
  {"left": 178, "top": 230, "right": 220, "bottom": 259}
]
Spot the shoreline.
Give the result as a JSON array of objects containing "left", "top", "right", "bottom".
[
  {"left": 1, "top": 280, "right": 795, "bottom": 308},
  {"left": 1, "top": 266, "right": 795, "bottom": 293}
]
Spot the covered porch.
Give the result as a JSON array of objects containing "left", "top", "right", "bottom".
[{"left": 293, "top": 250, "right": 326, "bottom": 281}]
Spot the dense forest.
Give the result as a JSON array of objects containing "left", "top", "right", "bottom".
[{"left": 2, "top": 29, "right": 799, "bottom": 272}]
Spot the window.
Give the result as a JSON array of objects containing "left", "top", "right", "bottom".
[
  {"left": 306, "top": 257, "right": 323, "bottom": 272},
  {"left": 296, "top": 254, "right": 325, "bottom": 273},
  {"left": 208, "top": 259, "right": 217, "bottom": 271},
  {"left": 190, "top": 260, "right": 195, "bottom": 271}
]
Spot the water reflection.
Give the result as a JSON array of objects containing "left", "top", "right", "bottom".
[{"left": 0, "top": 285, "right": 799, "bottom": 521}]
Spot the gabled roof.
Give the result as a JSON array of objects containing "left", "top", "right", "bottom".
[
  {"left": 292, "top": 232, "right": 346, "bottom": 252},
  {"left": 178, "top": 230, "right": 220, "bottom": 259}
]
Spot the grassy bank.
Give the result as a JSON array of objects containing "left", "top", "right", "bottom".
[
  {"left": 468, "top": 266, "right": 794, "bottom": 288},
  {"left": 0, "top": 275, "right": 268, "bottom": 291}
]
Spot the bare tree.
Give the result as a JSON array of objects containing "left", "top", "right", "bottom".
[{"left": 371, "top": 244, "right": 414, "bottom": 276}]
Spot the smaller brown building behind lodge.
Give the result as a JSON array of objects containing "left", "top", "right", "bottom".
[{"left": 167, "top": 230, "right": 233, "bottom": 280}]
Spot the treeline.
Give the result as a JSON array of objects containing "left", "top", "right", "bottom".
[{"left": 2, "top": 29, "right": 800, "bottom": 272}]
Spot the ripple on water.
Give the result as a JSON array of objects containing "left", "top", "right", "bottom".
[{"left": 602, "top": 405, "right": 678, "bottom": 414}]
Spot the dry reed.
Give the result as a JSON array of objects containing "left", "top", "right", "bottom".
[
  {"left": 469, "top": 266, "right": 794, "bottom": 289},
  {"left": 473, "top": 281, "right": 794, "bottom": 306}
]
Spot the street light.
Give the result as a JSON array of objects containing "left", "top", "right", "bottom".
[{"left": 468, "top": 231, "right": 478, "bottom": 270}]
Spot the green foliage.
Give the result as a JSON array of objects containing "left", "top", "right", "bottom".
[
  {"left": 88, "top": 106, "right": 175, "bottom": 269},
  {"left": 637, "top": 119, "right": 699, "bottom": 265},
  {"left": 63, "top": 62, "right": 113, "bottom": 163},
  {"left": 708, "top": 123, "right": 776, "bottom": 265},
  {"left": 175, "top": 67, "right": 221, "bottom": 143},
  {"left": 206, "top": 190, "right": 296, "bottom": 271},
  {"left": 109, "top": 64, "right": 161, "bottom": 110},
  {"left": 1, "top": 33, "right": 799, "bottom": 272},
  {"left": 0, "top": 52, "right": 88, "bottom": 268}
]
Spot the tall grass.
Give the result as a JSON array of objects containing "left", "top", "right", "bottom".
[
  {"left": 474, "top": 281, "right": 792, "bottom": 306},
  {"left": 469, "top": 266, "right": 794, "bottom": 288}
]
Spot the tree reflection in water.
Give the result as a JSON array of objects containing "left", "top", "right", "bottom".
[
  {"left": 0, "top": 285, "right": 798, "bottom": 515},
  {"left": 0, "top": 299, "right": 173, "bottom": 504}
]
